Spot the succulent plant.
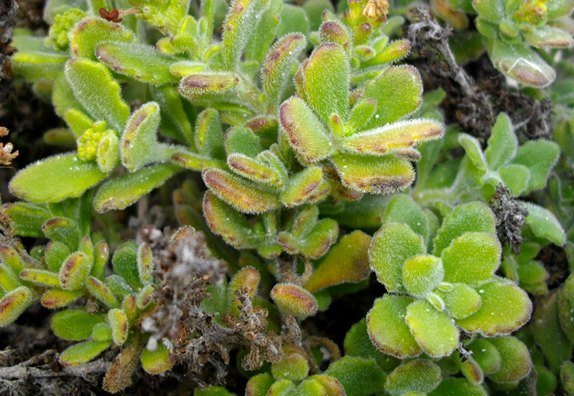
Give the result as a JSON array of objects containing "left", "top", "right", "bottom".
[
  {"left": 2, "top": 0, "right": 574, "bottom": 394},
  {"left": 367, "top": 201, "right": 532, "bottom": 358}
]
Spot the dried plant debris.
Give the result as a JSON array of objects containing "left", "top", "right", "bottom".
[
  {"left": 407, "top": 7, "right": 553, "bottom": 141},
  {"left": 490, "top": 184, "right": 528, "bottom": 254}
]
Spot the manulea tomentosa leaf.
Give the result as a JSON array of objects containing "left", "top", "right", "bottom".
[
  {"left": 69, "top": 17, "right": 136, "bottom": 60},
  {"left": 521, "top": 202, "right": 566, "bottom": 246},
  {"left": 202, "top": 168, "right": 280, "bottom": 214},
  {"left": 331, "top": 154, "right": 415, "bottom": 194},
  {"left": 511, "top": 140, "right": 560, "bottom": 194},
  {"left": 484, "top": 113, "right": 517, "bottom": 170},
  {"left": 487, "top": 337, "right": 533, "bottom": 383},
  {"left": 261, "top": 33, "right": 306, "bottom": 107},
  {"left": 65, "top": 58, "right": 130, "bottom": 132},
  {"left": 0, "top": 287, "right": 33, "bottom": 327},
  {"left": 9, "top": 153, "right": 107, "bottom": 204},
  {"left": 305, "top": 231, "right": 371, "bottom": 293},
  {"left": 93, "top": 164, "right": 181, "bottom": 212},
  {"left": 457, "top": 280, "right": 532, "bottom": 336},
  {"left": 385, "top": 359, "right": 442, "bottom": 395},
  {"left": 202, "top": 191, "right": 261, "bottom": 249},
  {"left": 367, "top": 295, "right": 422, "bottom": 358},
  {"left": 298, "top": 43, "right": 350, "bottom": 122},
  {"left": 369, "top": 222, "right": 426, "bottom": 292},
  {"left": 405, "top": 300, "right": 460, "bottom": 358},
  {"left": 279, "top": 96, "right": 334, "bottom": 163},
  {"left": 121, "top": 102, "right": 164, "bottom": 172},
  {"left": 440, "top": 232, "right": 501, "bottom": 285},
  {"left": 96, "top": 42, "right": 178, "bottom": 86},
  {"left": 362, "top": 65, "right": 423, "bottom": 128},
  {"left": 432, "top": 201, "right": 496, "bottom": 255},
  {"left": 341, "top": 119, "right": 444, "bottom": 156}
]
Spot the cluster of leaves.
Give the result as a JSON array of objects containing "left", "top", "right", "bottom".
[
  {"left": 429, "top": 0, "right": 574, "bottom": 87},
  {"left": 1, "top": 0, "right": 574, "bottom": 394}
]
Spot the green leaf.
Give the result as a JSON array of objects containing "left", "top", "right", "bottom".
[
  {"left": 0, "top": 286, "right": 33, "bottom": 327},
  {"left": 382, "top": 194, "right": 429, "bottom": 241},
  {"left": 467, "top": 339, "right": 502, "bottom": 376},
  {"left": 498, "top": 164, "right": 530, "bottom": 196},
  {"left": 40, "top": 289, "right": 83, "bottom": 309},
  {"left": 472, "top": 0, "right": 505, "bottom": 23},
  {"left": 65, "top": 58, "right": 130, "bottom": 131},
  {"left": 522, "top": 202, "right": 566, "bottom": 246},
  {"left": 59, "top": 339, "right": 112, "bottom": 366},
  {"left": 9, "top": 153, "right": 106, "bottom": 204},
  {"left": 402, "top": 255, "right": 444, "bottom": 297},
  {"left": 271, "top": 352, "right": 310, "bottom": 382},
  {"left": 441, "top": 232, "right": 501, "bottom": 285},
  {"left": 429, "top": 378, "right": 487, "bottom": 396},
  {"left": 51, "top": 309, "right": 103, "bottom": 341},
  {"left": 531, "top": 292, "right": 573, "bottom": 372},
  {"left": 457, "top": 280, "right": 532, "bottom": 336},
  {"left": 141, "top": 342, "right": 175, "bottom": 374},
  {"left": 490, "top": 40, "right": 555, "bottom": 87},
  {"left": 270, "top": 283, "right": 318, "bottom": 320},
  {"left": 277, "top": 4, "right": 310, "bottom": 37},
  {"left": 440, "top": 283, "right": 482, "bottom": 320},
  {"left": 195, "top": 108, "right": 225, "bottom": 159},
  {"left": 458, "top": 134, "right": 487, "bottom": 173},
  {"left": 299, "top": 43, "right": 350, "bottom": 122},
  {"left": 405, "top": 300, "right": 460, "bottom": 358},
  {"left": 202, "top": 168, "right": 280, "bottom": 214},
  {"left": 19, "top": 269, "right": 60, "bottom": 287},
  {"left": 2, "top": 203, "right": 51, "bottom": 238},
  {"left": 280, "top": 167, "right": 329, "bottom": 207},
  {"left": 367, "top": 295, "right": 421, "bottom": 358},
  {"left": 246, "top": 373, "right": 274, "bottom": 396},
  {"left": 279, "top": 96, "right": 334, "bottom": 163},
  {"left": 385, "top": 359, "right": 442, "bottom": 395},
  {"left": 86, "top": 276, "right": 119, "bottom": 308},
  {"left": 220, "top": 0, "right": 271, "bottom": 69},
  {"left": 488, "top": 337, "right": 532, "bottom": 383},
  {"left": 331, "top": 154, "right": 415, "bottom": 195},
  {"left": 485, "top": 113, "right": 517, "bottom": 170},
  {"left": 42, "top": 217, "right": 81, "bottom": 250},
  {"left": 342, "top": 119, "right": 444, "bottom": 156},
  {"left": 305, "top": 231, "right": 371, "bottom": 293},
  {"left": 262, "top": 33, "right": 307, "bottom": 106},
  {"left": 363, "top": 65, "right": 423, "bottom": 128},
  {"left": 96, "top": 42, "right": 178, "bottom": 86},
  {"left": 108, "top": 308, "right": 129, "bottom": 345},
  {"left": 202, "top": 191, "right": 261, "bottom": 249},
  {"left": 512, "top": 140, "right": 560, "bottom": 193},
  {"left": 69, "top": 17, "right": 135, "bottom": 59},
  {"left": 59, "top": 251, "right": 92, "bottom": 291},
  {"left": 120, "top": 102, "right": 162, "bottom": 172},
  {"left": 369, "top": 222, "right": 425, "bottom": 292},
  {"left": 11, "top": 50, "right": 68, "bottom": 81},
  {"left": 111, "top": 241, "right": 141, "bottom": 290},
  {"left": 325, "top": 356, "right": 386, "bottom": 396},
  {"left": 344, "top": 319, "right": 400, "bottom": 371},
  {"left": 93, "top": 164, "right": 180, "bottom": 212},
  {"left": 227, "top": 153, "right": 284, "bottom": 188},
  {"left": 433, "top": 202, "right": 496, "bottom": 256}
]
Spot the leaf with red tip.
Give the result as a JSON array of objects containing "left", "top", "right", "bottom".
[
  {"left": 331, "top": 154, "right": 415, "bottom": 194},
  {"left": 305, "top": 231, "right": 371, "bottom": 293},
  {"left": 108, "top": 308, "right": 129, "bottom": 346},
  {"left": 271, "top": 283, "right": 318, "bottom": 320},
  {"left": 262, "top": 33, "right": 307, "bottom": 106},
  {"left": 202, "top": 191, "right": 261, "bottom": 249},
  {"left": 280, "top": 167, "right": 329, "bottom": 207},
  {"left": 0, "top": 286, "right": 33, "bottom": 327},
  {"left": 342, "top": 119, "right": 444, "bottom": 156},
  {"left": 59, "top": 251, "right": 92, "bottom": 291},
  {"left": 202, "top": 168, "right": 280, "bottom": 214},
  {"left": 279, "top": 96, "right": 334, "bottom": 163}
]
